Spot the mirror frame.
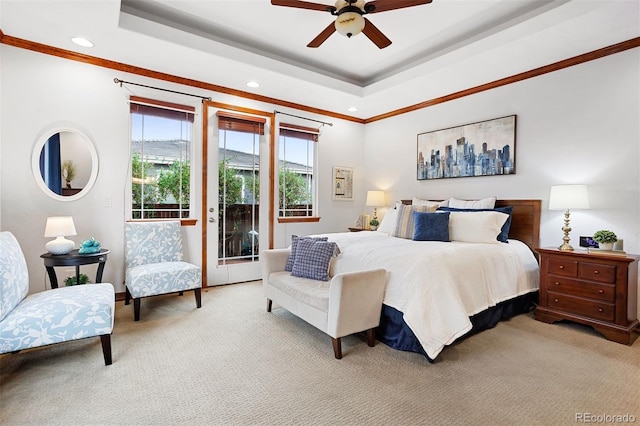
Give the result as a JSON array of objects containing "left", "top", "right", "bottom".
[{"left": 31, "top": 125, "right": 99, "bottom": 202}]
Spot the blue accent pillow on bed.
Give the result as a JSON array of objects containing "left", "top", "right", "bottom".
[
  {"left": 291, "top": 238, "right": 338, "bottom": 281},
  {"left": 413, "top": 211, "right": 450, "bottom": 242},
  {"left": 285, "top": 235, "right": 328, "bottom": 272},
  {"left": 436, "top": 206, "right": 513, "bottom": 242}
]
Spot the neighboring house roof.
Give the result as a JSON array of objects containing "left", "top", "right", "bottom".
[{"left": 132, "top": 139, "right": 311, "bottom": 174}]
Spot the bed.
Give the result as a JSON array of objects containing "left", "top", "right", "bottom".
[{"left": 314, "top": 199, "right": 541, "bottom": 361}]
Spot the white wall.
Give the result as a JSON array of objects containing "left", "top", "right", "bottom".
[
  {"left": 0, "top": 45, "right": 366, "bottom": 294},
  {"left": 364, "top": 49, "right": 640, "bottom": 315}
]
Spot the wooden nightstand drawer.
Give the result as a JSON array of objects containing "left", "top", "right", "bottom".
[
  {"left": 547, "top": 291, "right": 614, "bottom": 322},
  {"left": 548, "top": 257, "right": 578, "bottom": 277},
  {"left": 545, "top": 276, "right": 615, "bottom": 302},
  {"left": 578, "top": 262, "right": 616, "bottom": 283}
]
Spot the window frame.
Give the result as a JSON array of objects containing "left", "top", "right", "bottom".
[
  {"left": 276, "top": 123, "right": 320, "bottom": 223},
  {"left": 129, "top": 96, "right": 196, "bottom": 225}
]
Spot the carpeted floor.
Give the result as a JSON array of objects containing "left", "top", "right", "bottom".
[{"left": 1, "top": 281, "right": 638, "bottom": 426}]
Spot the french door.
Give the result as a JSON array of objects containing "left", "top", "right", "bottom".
[{"left": 204, "top": 103, "right": 271, "bottom": 285}]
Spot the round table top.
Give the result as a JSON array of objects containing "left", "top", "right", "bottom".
[{"left": 40, "top": 248, "right": 110, "bottom": 259}]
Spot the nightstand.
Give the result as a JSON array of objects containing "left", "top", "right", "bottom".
[{"left": 535, "top": 247, "right": 639, "bottom": 345}]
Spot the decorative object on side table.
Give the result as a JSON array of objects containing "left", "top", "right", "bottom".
[
  {"left": 78, "top": 237, "right": 101, "bottom": 254},
  {"left": 592, "top": 230, "right": 617, "bottom": 251},
  {"left": 44, "top": 216, "right": 77, "bottom": 254},
  {"left": 548, "top": 184, "right": 589, "bottom": 251},
  {"left": 366, "top": 190, "right": 385, "bottom": 231}
]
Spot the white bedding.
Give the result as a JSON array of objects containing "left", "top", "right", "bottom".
[{"left": 313, "top": 231, "right": 540, "bottom": 359}]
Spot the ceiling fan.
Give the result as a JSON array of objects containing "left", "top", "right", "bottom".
[{"left": 271, "top": 0, "right": 433, "bottom": 49}]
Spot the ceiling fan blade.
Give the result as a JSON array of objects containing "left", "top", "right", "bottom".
[
  {"left": 362, "top": 18, "right": 392, "bottom": 49},
  {"left": 271, "top": 0, "right": 334, "bottom": 12},
  {"left": 365, "top": 0, "right": 432, "bottom": 14},
  {"left": 307, "top": 22, "right": 336, "bottom": 48}
]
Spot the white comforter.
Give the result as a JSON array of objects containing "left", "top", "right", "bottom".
[{"left": 313, "top": 231, "right": 540, "bottom": 359}]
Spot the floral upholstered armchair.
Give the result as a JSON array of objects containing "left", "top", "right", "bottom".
[
  {"left": 0, "top": 232, "right": 115, "bottom": 365},
  {"left": 124, "top": 221, "right": 202, "bottom": 321}
]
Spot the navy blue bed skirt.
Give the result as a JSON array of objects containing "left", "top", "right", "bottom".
[{"left": 376, "top": 291, "right": 539, "bottom": 362}]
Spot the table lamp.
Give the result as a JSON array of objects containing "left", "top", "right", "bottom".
[
  {"left": 44, "top": 216, "right": 77, "bottom": 254},
  {"left": 548, "top": 184, "right": 589, "bottom": 251},
  {"left": 366, "top": 190, "right": 385, "bottom": 227}
]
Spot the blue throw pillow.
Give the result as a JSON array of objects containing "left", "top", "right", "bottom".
[
  {"left": 290, "top": 238, "right": 338, "bottom": 281},
  {"left": 436, "top": 206, "right": 513, "bottom": 242},
  {"left": 285, "top": 235, "right": 328, "bottom": 272},
  {"left": 413, "top": 211, "right": 450, "bottom": 242}
]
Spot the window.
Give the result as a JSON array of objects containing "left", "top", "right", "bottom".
[
  {"left": 130, "top": 96, "right": 194, "bottom": 220},
  {"left": 278, "top": 124, "right": 318, "bottom": 218}
]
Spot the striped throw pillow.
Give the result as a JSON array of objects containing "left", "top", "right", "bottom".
[{"left": 392, "top": 204, "right": 436, "bottom": 239}]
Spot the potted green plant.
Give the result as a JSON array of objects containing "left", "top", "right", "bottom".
[
  {"left": 369, "top": 218, "right": 380, "bottom": 231},
  {"left": 592, "top": 230, "right": 617, "bottom": 251},
  {"left": 64, "top": 273, "right": 90, "bottom": 286}
]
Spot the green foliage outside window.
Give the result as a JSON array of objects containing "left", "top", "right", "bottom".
[
  {"left": 131, "top": 153, "right": 159, "bottom": 208},
  {"left": 245, "top": 168, "right": 310, "bottom": 209},
  {"left": 157, "top": 160, "right": 190, "bottom": 204},
  {"left": 219, "top": 158, "right": 244, "bottom": 205}
]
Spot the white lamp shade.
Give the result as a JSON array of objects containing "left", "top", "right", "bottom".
[
  {"left": 549, "top": 185, "right": 590, "bottom": 210},
  {"left": 44, "top": 216, "right": 76, "bottom": 254},
  {"left": 366, "top": 190, "right": 385, "bottom": 207},
  {"left": 44, "top": 216, "right": 77, "bottom": 237}
]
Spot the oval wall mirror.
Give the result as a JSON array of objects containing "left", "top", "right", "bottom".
[{"left": 31, "top": 126, "right": 99, "bottom": 201}]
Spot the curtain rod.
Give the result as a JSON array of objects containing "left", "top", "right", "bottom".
[
  {"left": 114, "top": 78, "right": 212, "bottom": 101},
  {"left": 274, "top": 110, "right": 333, "bottom": 127}
]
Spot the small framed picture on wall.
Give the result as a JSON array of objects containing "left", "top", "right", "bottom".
[{"left": 332, "top": 166, "right": 353, "bottom": 200}]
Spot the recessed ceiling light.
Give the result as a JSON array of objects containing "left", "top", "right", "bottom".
[
  {"left": 246, "top": 81, "right": 260, "bottom": 88},
  {"left": 71, "top": 37, "right": 94, "bottom": 48},
  {"left": 347, "top": 106, "right": 358, "bottom": 112}
]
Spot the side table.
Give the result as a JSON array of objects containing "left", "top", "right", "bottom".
[{"left": 40, "top": 249, "right": 110, "bottom": 289}]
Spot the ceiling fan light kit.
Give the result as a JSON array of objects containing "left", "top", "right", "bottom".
[
  {"left": 271, "top": 0, "right": 432, "bottom": 49},
  {"left": 335, "top": 10, "right": 365, "bottom": 38}
]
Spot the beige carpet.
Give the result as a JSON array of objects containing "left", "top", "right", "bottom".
[{"left": 1, "top": 281, "right": 638, "bottom": 426}]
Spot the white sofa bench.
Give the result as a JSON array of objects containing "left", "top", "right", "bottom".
[{"left": 261, "top": 248, "right": 386, "bottom": 359}]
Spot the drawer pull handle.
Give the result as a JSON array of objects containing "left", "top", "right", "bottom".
[
  {"left": 554, "top": 281, "right": 560, "bottom": 286},
  {"left": 594, "top": 270, "right": 599, "bottom": 274},
  {"left": 598, "top": 289, "right": 604, "bottom": 294},
  {"left": 598, "top": 308, "right": 603, "bottom": 312},
  {"left": 559, "top": 265, "right": 564, "bottom": 269},
  {"left": 554, "top": 298, "right": 559, "bottom": 303}
]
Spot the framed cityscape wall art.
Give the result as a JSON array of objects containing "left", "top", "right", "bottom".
[
  {"left": 417, "top": 115, "right": 516, "bottom": 180},
  {"left": 332, "top": 166, "right": 353, "bottom": 200}
]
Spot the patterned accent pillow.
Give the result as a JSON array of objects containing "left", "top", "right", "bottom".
[
  {"left": 392, "top": 204, "right": 436, "bottom": 239},
  {"left": 285, "top": 235, "right": 328, "bottom": 272},
  {"left": 413, "top": 211, "right": 450, "bottom": 242},
  {"left": 291, "top": 239, "right": 339, "bottom": 281}
]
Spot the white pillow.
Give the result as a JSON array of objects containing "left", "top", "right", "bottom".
[
  {"left": 412, "top": 197, "right": 449, "bottom": 208},
  {"left": 448, "top": 196, "right": 497, "bottom": 209},
  {"left": 448, "top": 211, "right": 508, "bottom": 243},
  {"left": 377, "top": 206, "right": 398, "bottom": 235}
]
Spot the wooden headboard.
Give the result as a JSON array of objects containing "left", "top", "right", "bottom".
[{"left": 401, "top": 199, "right": 541, "bottom": 252}]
